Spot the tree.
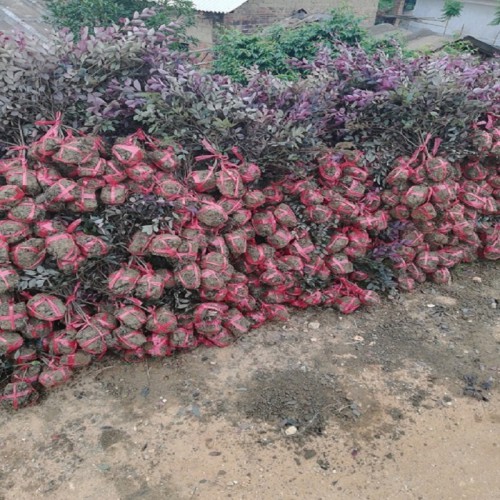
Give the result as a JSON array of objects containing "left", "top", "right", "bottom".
[
  {"left": 490, "top": 3, "right": 500, "bottom": 45},
  {"left": 441, "top": 0, "right": 464, "bottom": 36}
]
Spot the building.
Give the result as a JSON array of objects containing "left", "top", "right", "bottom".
[
  {"left": 406, "top": 0, "right": 499, "bottom": 46},
  {"left": 187, "top": 0, "right": 379, "bottom": 50}
]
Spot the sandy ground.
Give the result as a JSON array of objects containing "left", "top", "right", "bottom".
[{"left": 0, "top": 261, "right": 499, "bottom": 500}]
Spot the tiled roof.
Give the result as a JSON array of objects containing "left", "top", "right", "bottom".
[{"left": 191, "top": 0, "right": 248, "bottom": 14}]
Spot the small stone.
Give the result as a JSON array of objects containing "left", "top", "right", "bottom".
[
  {"left": 308, "top": 321, "right": 321, "bottom": 330},
  {"left": 472, "top": 276, "right": 482, "bottom": 283},
  {"left": 285, "top": 426, "right": 298, "bottom": 436},
  {"left": 491, "top": 301, "right": 497, "bottom": 310},
  {"left": 426, "top": 304, "right": 436, "bottom": 308},
  {"left": 353, "top": 335, "right": 364, "bottom": 342}
]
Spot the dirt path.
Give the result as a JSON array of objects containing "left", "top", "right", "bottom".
[{"left": 1, "top": 261, "right": 499, "bottom": 500}]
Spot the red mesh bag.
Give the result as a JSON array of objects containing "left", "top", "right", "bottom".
[
  {"left": 223, "top": 308, "right": 250, "bottom": 336},
  {"left": 101, "top": 184, "right": 129, "bottom": 205},
  {"left": 201, "top": 268, "right": 226, "bottom": 290},
  {"left": 216, "top": 168, "right": 245, "bottom": 198},
  {"left": 76, "top": 157, "right": 106, "bottom": 178},
  {"left": 57, "top": 251, "right": 85, "bottom": 274},
  {"left": 199, "top": 327, "right": 233, "bottom": 347},
  {"left": 23, "top": 318, "right": 52, "bottom": 340},
  {"left": 267, "top": 227, "right": 293, "bottom": 249},
  {"left": 361, "top": 191, "right": 382, "bottom": 212},
  {"left": 201, "top": 252, "right": 230, "bottom": 272},
  {"left": 342, "top": 165, "right": 368, "bottom": 182},
  {"left": 0, "top": 301, "right": 27, "bottom": 333},
  {"left": 112, "top": 142, "right": 144, "bottom": 166},
  {"left": 381, "top": 190, "right": 400, "bottom": 207},
  {"left": 200, "top": 287, "right": 227, "bottom": 302},
  {"left": 262, "top": 185, "right": 283, "bottom": 204},
  {"left": 300, "top": 189, "right": 324, "bottom": 206},
  {"left": 46, "top": 233, "right": 77, "bottom": 261},
  {"left": 0, "top": 331, "right": 24, "bottom": 354},
  {"left": 431, "top": 267, "right": 451, "bottom": 285},
  {"left": 0, "top": 239, "right": 8, "bottom": 265},
  {"left": 76, "top": 324, "right": 111, "bottom": 355},
  {"left": 305, "top": 205, "right": 333, "bottom": 224},
  {"left": 292, "top": 290, "right": 323, "bottom": 308},
  {"left": 238, "top": 161, "right": 261, "bottom": 184},
  {"left": 39, "top": 366, "right": 73, "bottom": 388},
  {"left": 237, "top": 295, "right": 258, "bottom": 312},
  {"left": 252, "top": 211, "right": 277, "bottom": 237},
  {"left": 175, "top": 239, "right": 199, "bottom": 262},
  {"left": 187, "top": 169, "right": 217, "bottom": 193},
  {"left": 387, "top": 165, "right": 412, "bottom": 186},
  {"left": 402, "top": 185, "right": 430, "bottom": 208},
  {"left": 219, "top": 197, "right": 243, "bottom": 215},
  {"left": 8, "top": 198, "right": 45, "bottom": 224},
  {"left": 0, "top": 220, "right": 31, "bottom": 244},
  {"left": 397, "top": 276, "right": 416, "bottom": 292},
  {"left": 290, "top": 237, "right": 315, "bottom": 262},
  {"left": 208, "top": 236, "right": 230, "bottom": 255},
  {"left": 348, "top": 228, "right": 370, "bottom": 248},
  {"left": 304, "top": 256, "right": 330, "bottom": 280},
  {"left": 390, "top": 204, "right": 411, "bottom": 220},
  {"left": 244, "top": 190, "right": 267, "bottom": 209},
  {"left": 54, "top": 134, "right": 102, "bottom": 165},
  {"left": 10, "top": 239, "right": 46, "bottom": 270},
  {"left": 246, "top": 310, "right": 267, "bottom": 328},
  {"left": 67, "top": 187, "right": 98, "bottom": 213},
  {"left": 91, "top": 312, "right": 118, "bottom": 331},
  {"left": 326, "top": 253, "right": 353, "bottom": 275},
  {"left": 329, "top": 194, "right": 358, "bottom": 217},
  {"left": 325, "top": 234, "right": 349, "bottom": 254},
  {"left": 425, "top": 157, "right": 450, "bottom": 182},
  {"left": 108, "top": 267, "right": 140, "bottom": 296},
  {"left": 487, "top": 174, "right": 500, "bottom": 189},
  {"left": 149, "top": 146, "right": 178, "bottom": 172},
  {"left": 359, "top": 290, "right": 381, "bottom": 306},
  {"left": 261, "top": 289, "right": 287, "bottom": 304},
  {"left": 60, "top": 351, "right": 92, "bottom": 368},
  {"left": 0, "top": 266, "right": 19, "bottom": 293},
  {"left": 11, "top": 364, "right": 41, "bottom": 384},
  {"left": 75, "top": 233, "right": 108, "bottom": 258},
  {"left": 245, "top": 244, "right": 268, "bottom": 266},
  {"left": 34, "top": 220, "right": 65, "bottom": 238},
  {"left": 146, "top": 306, "right": 178, "bottom": 334},
  {"left": 342, "top": 179, "right": 366, "bottom": 201},
  {"left": 459, "top": 191, "right": 486, "bottom": 210},
  {"left": 126, "top": 162, "right": 155, "bottom": 183},
  {"left": 481, "top": 196, "right": 498, "bottom": 215},
  {"left": 231, "top": 209, "right": 252, "bottom": 227},
  {"left": 126, "top": 231, "right": 152, "bottom": 257},
  {"left": 415, "top": 251, "right": 440, "bottom": 273},
  {"left": 336, "top": 295, "right": 361, "bottom": 315},
  {"left": 1, "top": 382, "right": 39, "bottom": 410},
  {"left": 148, "top": 234, "right": 182, "bottom": 257},
  {"left": 318, "top": 159, "right": 342, "bottom": 185},
  {"left": 409, "top": 165, "right": 426, "bottom": 185},
  {"left": 438, "top": 247, "right": 464, "bottom": 267},
  {"left": 260, "top": 267, "right": 286, "bottom": 286},
  {"left": 224, "top": 230, "right": 248, "bottom": 255},
  {"left": 154, "top": 177, "right": 185, "bottom": 200},
  {"left": 27, "top": 293, "right": 66, "bottom": 321},
  {"left": 0, "top": 185, "right": 24, "bottom": 209},
  {"left": 42, "top": 179, "right": 78, "bottom": 204},
  {"left": 431, "top": 183, "right": 458, "bottom": 204},
  {"left": 133, "top": 270, "right": 165, "bottom": 300},
  {"left": 274, "top": 203, "right": 298, "bottom": 228},
  {"left": 175, "top": 263, "right": 201, "bottom": 289},
  {"left": 170, "top": 328, "right": 197, "bottom": 350},
  {"left": 35, "top": 166, "right": 62, "bottom": 189},
  {"left": 116, "top": 305, "right": 147, "bottom": 329},
  {"left": 102, "top": 160, "right": 127, "bottom": 184},
  {"left": 42, "top": 328, "right": 78, "bottom": 355},
  {"left": 482, "top": 239, "right": 500, "bottom": 260},
  {"left": 144, "top": 334, "right": 173, "bottom": 357},
  {"left": 114, "top": 326, "right": 147, "bottom": 350},
  {"left": 462, "top": 161, "right": 487, "bottom": 181},
  {"left": 411, "top": 202, "right": 437, "bottom": 221},
  {"left": 197, "top": 203, "right": 228, "bottom": 228},
  {"left": 4, "top": 168, "right": 40, "bottom": 195}
]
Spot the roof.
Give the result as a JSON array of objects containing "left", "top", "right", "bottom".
[{"left": 191, "top": 0, "right": 248, "bottom": 14}]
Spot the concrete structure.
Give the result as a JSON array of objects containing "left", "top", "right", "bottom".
[
  {"left": 0, "top": 0, "right": 53, "bottom": 41},
  {"left": 406, "top": 0, "right": 499, "bottom": 46},
  {"left": 187, "top": 0, "right": 379, "bottom": 50}
]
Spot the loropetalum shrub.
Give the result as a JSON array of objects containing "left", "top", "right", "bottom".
[{"left": 0, "top": 12, "right": 190, "bottom": 145}]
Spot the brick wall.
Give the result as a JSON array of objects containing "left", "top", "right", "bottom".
[{"left": 224, "top": 0, "right": 378, "bottom": 33}]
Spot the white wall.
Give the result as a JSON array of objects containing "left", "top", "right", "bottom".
[{"left": 408, "top": 0, "right": 499, "bottom": 45}]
